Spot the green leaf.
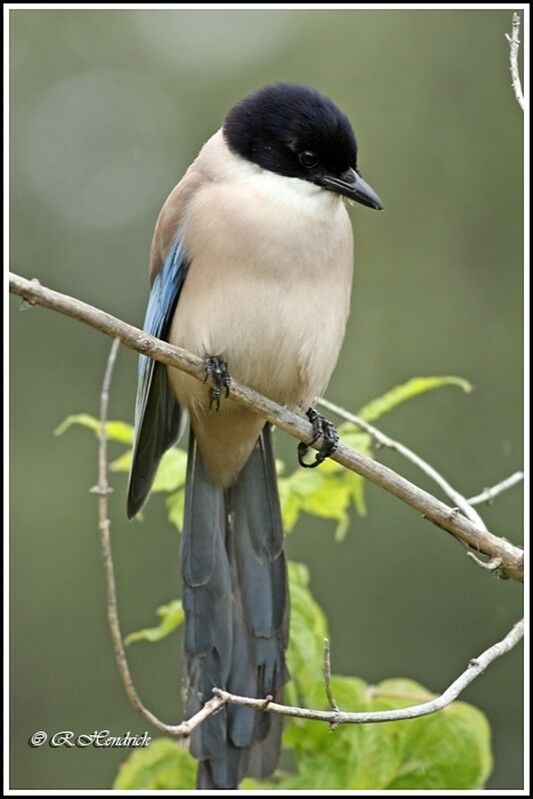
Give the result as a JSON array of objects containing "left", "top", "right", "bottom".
[
  {"left": 278, "top": 427, "right": 371, "bottom": 536},
  {"left": 337, "top": 427, "right": 372, "bottom": 455},
  {"left": 114, "top": 738, "right": 196, "bottom": 789},
  {"left": 166, "top": 490, "right": 185, "bottom": 532},
  {"left": 54, "top": 414, "right": 134, "bottom": 444},
  {"left": 277, "top": 475, "right": 301, "bottom": 531},
  {"left": 345, "top": 470, "right": 367, "bottom": 516},
  {"left": 280, "top": 676, "right": 492, "bottom": 790},
  {"left": 111, "top": 447, "right": 187, "bottom": 497},
  {"left": 357, "top": 376, "right": 473, "bottom": 423},
  {"left": 125, "top": 600, "right": 184, "bottom": 645},
  {"left": 117, "top": 562, "right": 493, "bottom": 791},
  {"left": 240, "top": 776, "right": 280, "bottom": 789},
  {"left": 110, "top": 450, "right": 133, "bottom": 472},
  {"left": 286, "top": 562, "right": 328, "bottom": 699},
  {"left": 152, "top": 448, "right": 187, "bottom": 492},
  {"left": 373, "top": 679, "right": 493, "bottom": 790},
  {"left": 282, "top": 676, "right": 383, "bottom": 790},
  {"left": 279, "top": 468, "right": 352, "bottom": 538}
]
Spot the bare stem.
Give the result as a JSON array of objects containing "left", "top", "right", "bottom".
[
  {"left": 317, "top": 397, "right": 487, "bottom": 530},
  {"left": 467, "top": 471, "right": 524, "bottom": 506},
  {"left": 93, "top": 338, "right": 226, "bottom": 737},
  {"left": 93, "top": 345, "right": 522, "bottom": 737},
  {"left": 322, "top": 638, "right": 339, "bottom": 727},
  {"left": 213, "top": 619, "right": 523, "bottom": 725},
  {"left": 505, "top": 12, "right": 525, "bottom": 111}
]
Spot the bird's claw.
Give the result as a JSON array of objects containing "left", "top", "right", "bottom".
[
  {"left": 298, "top": 407, "right": 339, "bottom": 468},
  {"left": 203, "top": 355, "right": 230, "bottom": 411}
]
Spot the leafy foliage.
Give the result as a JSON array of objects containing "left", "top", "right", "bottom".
[
  {"left": 59, "top": 375, "right": 492, "bottom": 790},
  {"left": 276, "top": 677, "right": 492, "bottom": 790},
  {"left": 54, "top": 414, "right": 134, "bottom": 443},
  {"left": 356, "top": 376, "right": 472, "bottom": 423},
  {"left": 114, "top": 738, "right": 196, "bottom": 790},
  {"left": 116, "top": 562, "right": 492, "bottom": 791},
  {"left": 124, "top": 600, "right": 184, "bottom": 646},
  {"left": 57, "top": 375, "right": 470, "bottom": 541}
]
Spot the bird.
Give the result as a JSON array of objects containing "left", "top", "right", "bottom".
[{"left": 127, "top": 82, "right": 383, "bottom": 789}]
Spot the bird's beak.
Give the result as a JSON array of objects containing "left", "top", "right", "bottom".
[{"left": 319, "top": 168, "right": 384, "bottom": 210}]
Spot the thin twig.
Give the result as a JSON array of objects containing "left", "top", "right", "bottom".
[
  {"left": 93, "top": 338, "right": 226, "bottom": 736},
  {"left": 366, "top": 687, "right": 435, "bottom": 702},
  {"left": 505, "top": 12, "right": 525, "bottom": 111},
  {"left": 317, "top": 397, "right": 487, "bottom": 530},
  {"left": 318, "top": 398, "right": 523, "bottom": 579},
  {"left": 322, "top": 638, "right": 339, "bottom": 728},
  {"left": 466, "top": 552, "right": 504, "bottom": 575},
  {"left": 467, "top": 471, "right": 524, "bottom": 506},
  {"left": 95, "top": 345, "right": 522, "bottom": 736},
  {"left": 213, "top": 619, "right": 523, "bottom": 725},
  {"left": 9, "top": 273, "right": 523, "bottom": 581}
]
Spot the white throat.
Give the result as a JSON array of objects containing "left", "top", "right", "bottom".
[{"left": 206, "top": 129, "right": 342, "bottom": 220}]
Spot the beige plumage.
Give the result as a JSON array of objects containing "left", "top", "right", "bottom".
[
  {"left": 150, "top": 130, "right": 354, "bottom": 485},
  {"left": 128, "top": 82, "right": 383, "bottom": 790}
]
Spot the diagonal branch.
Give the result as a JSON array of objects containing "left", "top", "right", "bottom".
[
  {"left": 467, "top": 471, "right": 524, "bottom": 506},
  {"left": 317, "top": 397, "right": 488, "bottom": 529},
  {"left": 9, "top": 272, "right": 523, "bottom": 581}
]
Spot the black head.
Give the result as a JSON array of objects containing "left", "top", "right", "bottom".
[{"left": 223, "top": 83, "right": 383, "bottom": 210}]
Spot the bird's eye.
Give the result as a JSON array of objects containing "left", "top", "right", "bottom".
[{"left": 299, "top": 150, "right": 319, "bottom": 169}]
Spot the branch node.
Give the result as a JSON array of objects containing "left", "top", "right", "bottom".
[
  {"left": 8, "top": 272, "right": 524, "bottom": 583},
  {"left": 262, "top": 694, "right": 274, "bottom": 710},
  {"left": 323, "top": 638, "right": 340, "bottom": 728},
  {"left": 90, "top": 484, "right": 114, "bottom": 496},
  {"left": 484, "top": 490, "right": 495, "bottom": 506},
  {"left": 467, "top": 471, "right": 523, "bottom": 507},
  {"left": 466, "top": 552, "right": 506, "bottom": 578},
  {"left": 329, "top": 714, "right": 341, "bottom": 732},
  {"left": 19, "top": 280, "right": 42, "bottom": 311}
]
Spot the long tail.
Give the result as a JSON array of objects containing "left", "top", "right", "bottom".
[{"left": 182, "top": 425, "right": 289, "bottom": 789}]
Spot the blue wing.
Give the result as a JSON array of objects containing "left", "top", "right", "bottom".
[{"left": 127, "top": 236, "right": 188, "bottom": 518}]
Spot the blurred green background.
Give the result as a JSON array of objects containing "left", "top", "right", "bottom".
[{"left": 9, "top": 8, "right": 523, "bottom": 791}]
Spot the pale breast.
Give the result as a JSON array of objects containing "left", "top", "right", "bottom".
[{"left": 167, "top": 162, "right": 354, "bottom": 414}]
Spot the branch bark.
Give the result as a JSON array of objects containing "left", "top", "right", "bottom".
[
  {"left": 97, "top": 343, "right": 522, "bottom": 733},
  {"left": 9, "top": 271, "right": 523, "bottom": 581},
  {"left": 93, "top": 345, "right": 522, "bottom": 734},
  {"left": 467, "top": 472, "right": 524, "bottom": 506},
  {"left": 506, "top": 12, "right": 525, "bottom": 111},
  {"left": 213, "top": 618, "right": 523, "bottom": 724},
  {"left": 317, "top": 397, "right": 488, "bottom": 529}
]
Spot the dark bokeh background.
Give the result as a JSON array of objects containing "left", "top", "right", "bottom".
[{"left": 9, "top": 8, "right": 523, "bottom": 790}]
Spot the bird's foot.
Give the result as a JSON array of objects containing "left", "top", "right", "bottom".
[
  {"left": 203, "top": 355, "right": 230, "bottom": 411},
  {"left": 297, "top": 407, "right": 339, "bottom": 468}
]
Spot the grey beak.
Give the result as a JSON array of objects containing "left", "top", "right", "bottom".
[{"left": 319, "top": 168, "right": 383, "bottom": 210}]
